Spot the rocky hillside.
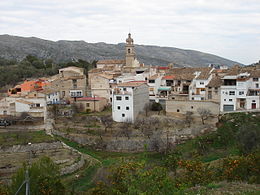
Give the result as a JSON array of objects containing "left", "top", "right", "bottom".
[{"left": 0, "top": 34, "right": 242, "bottom": 67}]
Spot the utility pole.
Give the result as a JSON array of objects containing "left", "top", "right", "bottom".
[
  {"left": 15, "top": 142, "right": 31, "bottom": 195},
  {"left": 94, "top": 95, "right": 96, "bottom": 112}
]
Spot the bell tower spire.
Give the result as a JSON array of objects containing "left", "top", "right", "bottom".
[{"left": 125, "top": 33, "right": 136, "bottom": 67}]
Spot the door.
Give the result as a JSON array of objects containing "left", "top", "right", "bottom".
[
  {"left": 251, "top": 103, "right": 256, "bottom": 109},
  {"left": 223, "top": 105, "right": 234, "bottom": 111}
]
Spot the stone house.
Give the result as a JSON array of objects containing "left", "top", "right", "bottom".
[
  {"left": 75, "top": 97, "right": 108, "bottom": 112},
  {"left": 205, "top": 76, "right": 222, "bottom": 102},
  {"left": 46, "top": 66, "right": 87, "bottom": 102},
  {"left": 90, "top": 73, "right": 115, "bottom": 102}
]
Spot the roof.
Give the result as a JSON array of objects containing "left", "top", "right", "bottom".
[
  {"left": 41, "top": 89, "right": 58, "bottom": 94},
  {"left": 196, "top": 68, "right": 212, "bottom": 80},
  {"left": 206, "top": 76, "right": 222, "bottom": 88},
  {"left": 95, "top": 74, "right": 114, "bottom": 80},
  {"left": 59, "top": 66, "right": 84, "bottom": 71},
  {"left": 166, "top": 67, "right": 213, "bottom": 80},
  {"left": 149, "top": 74, "right": 160, "bottom": 80},
  {"left": 77, "top": 97, "right": 105, "bottom": 101},
  {"left": 249, "top": 69, "right": 260, "bottom": 78},
  {"left": 117, "top": 81, "right": 146, "bottom": 87},
  {"left": 162, "top": 75, "right": 175, "bottom": 80},
  {"left": 16, "top": 99, "right": 34, "bottom": 105},
  {"left": 158, "top": 66, "right": 169, "bottom": 70},
  {"left": 97, "top": 59, "right": 125, "bottom": 64}
]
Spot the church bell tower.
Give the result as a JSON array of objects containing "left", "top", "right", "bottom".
[{"left": 125, "top": 33, "right": 136, "bottom": 67}]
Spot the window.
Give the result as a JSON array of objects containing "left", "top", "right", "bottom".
[
  {"left": 126, "top": 106, "right": 129, "bottom": 110},
  {"left": 201, "top": 88, "right": 205, "bottom": 92},
  {"left": 256, "top": 84, "right": 259, "bottom": 88},
  {"left": 253, "top": 78, "right": 259, "bottom": 81},
  {"left": 229, "top": 99, "right": 232, "bottom": 102},
  {"left": 128, "top": 49, "right": 131, "bottom": 53},
  {"left": 72, "top": 79, "right": 77, "bottom": 88},
  {"left": 200, "top": 82, "right": 204, "bottom": 85},
  {"left": 36, "top": 104, "right": 40, "bottom": 107},
  {"left": 149, "top": 80, "right": 155, "bottom": 83},
  {"left": 192, "top": 97, "right": 194, "bottom": 100},
  {"left": 62, "top": 91, "right": 65, "bottom": 97},
  {"left": 125, "top": 96, "right": 129, "bottom": 100},
  {"left": 117, "top": 106, "right": 121, "bottom": 110},
  {"left": 224, "top": 99, "right": 226, "bottom": 101},
  {"left": 123, "top": 88, "right": 127, "bottom": 91},
  {"left": 201, "top": 97, "right": 204, "bottom": 100},
  {"left": 229, "top": 91, "right": 235, "bottom": 95},
  {"left": 191, "top": 106, "right": 193, "bottom": 109},
  {"left": 122, "top": 113, "right": 125, "bottom": 117},
  {"left": 177, "top": 109, "right": 180, "bottom": 112},
  {"left": 239, "top": 91, "right": 244, "bottom": 95},
  {"left": 116, "top": 96, "right": 122, "bottom": 100},
  {"left": 86, "top": 103, "right": 90, "bottom": 107},
  {"left": 252, "top": 100, "right": 256, "bottom": 103}
]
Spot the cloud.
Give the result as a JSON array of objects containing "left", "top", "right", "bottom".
[{"left": 0, "top": 0, "right": 259, "bottom": 64}]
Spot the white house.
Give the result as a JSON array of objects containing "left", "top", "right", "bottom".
[
  {"left": 112, "top": 82, "right": 149, "bottom": 122},
  {"left": 147, "top": 74, "right": 163, "bottom": 100},
  {"left": 220, "top": 70, "right": 260, "bottom": 112},
  {"left": 189, "top": 69, "right": 214, "bottom": 101},
  {"left": 42, "top": 89, "right": 60, "bottom": 104},
  {"left": 0, "top": 97, "right": 47, "bottom": 118}
]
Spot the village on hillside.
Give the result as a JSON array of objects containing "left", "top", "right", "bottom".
[
  {"left": 0, "top": 34, "right": 260, "bottom": 195},
  {"left": 0, "top": 33, "right": 260, "bottom": 126}
]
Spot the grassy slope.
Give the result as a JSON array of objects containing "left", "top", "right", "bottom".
[{"left": 0, "top": 131, "right": 55, "bottom": 146}]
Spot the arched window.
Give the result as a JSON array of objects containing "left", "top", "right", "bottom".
[{"left": 128, "top": 48, "right": 131, "bottom": 53}]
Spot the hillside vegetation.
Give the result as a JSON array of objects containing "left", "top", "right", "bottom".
[
  {"left": 0, "top": 113, "right": 259, "bottom": 194},
  {"left": 0, "top": 56, "right": 96, "bottom": 89},
  {"left": 0, "top": 34, "right": 242, "bottom": 67}
]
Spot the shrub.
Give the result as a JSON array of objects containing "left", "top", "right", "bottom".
[
  {"left": 221, "top": 152, "right": 260, "bottom": 183},
  {"left": 150, "top": 102, "right": 163, "bottom": 111},
  {"left": 176, "top": 160, "right": 215, "bottom": 187}
]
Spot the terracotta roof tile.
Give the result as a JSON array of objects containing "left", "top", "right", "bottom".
[{"left": 206, "top": 76, "right": 222, "bottom": 87}]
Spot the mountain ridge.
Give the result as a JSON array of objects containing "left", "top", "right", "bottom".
[{"left": 0, "top": 34, "right": 242, "bottom": 67}]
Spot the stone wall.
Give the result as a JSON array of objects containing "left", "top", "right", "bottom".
[
  {"left": 52, "top": 124, "right": 215, "bottom": 152},
  {"left": 166, "top": 100, "right": 220, "bottom": 116},
  {"left": 0, "top": 141, "right": 63, "bottom": 153}
]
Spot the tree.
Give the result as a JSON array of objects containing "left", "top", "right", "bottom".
[
  {"left": 150, "top": 102, "right": 163, "bottom": 115},
  {"left": 10, "top": 156, "right": 65, "bottom": 195},
  {"left": 89, "top": 161, "right": 175, "bottom": 194},
  {"left": 237, "top": 123, "right": 260, "bottom": 154},
  {"left": 185, "top": 111, "right": 193, "bottom": 127},
  {"left": 117, "top": 119, "right": 132, "bottom": 139},
  {"left": 100, "top": 116, "right": 113, "bottom": 133},
  {"left": 144, "top": 103, "right": 150, "bottom": 117},
  {"left": 197, "top": 108, "right": 211, "bottom": 125}
]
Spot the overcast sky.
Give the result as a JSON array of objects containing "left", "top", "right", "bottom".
[{"left": 0, "top": 0, "right": 259, "bottom": 64}]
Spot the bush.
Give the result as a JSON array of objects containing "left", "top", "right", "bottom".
[
  {"left": 221, "top": 152, "right": 260, "bottom": 183},
  {"left": 150, "top": 102, "right": 163, "bottom": 111},
  {"left": 176, "top": 160, "right": 216, "bottom": 187}
]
